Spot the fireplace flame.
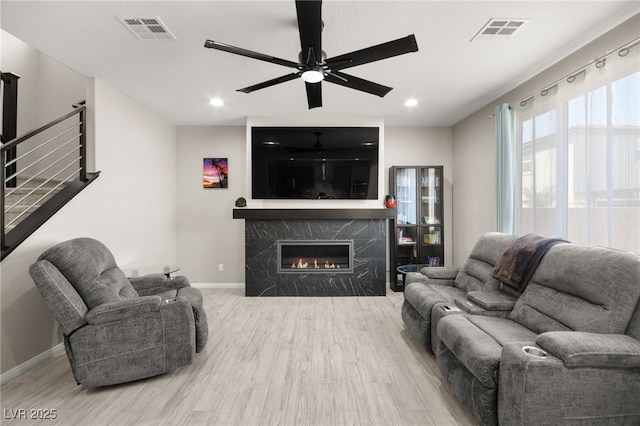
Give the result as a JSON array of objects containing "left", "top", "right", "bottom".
[{"left": 291, "top": 258, "right": 341, "bottom": 269}]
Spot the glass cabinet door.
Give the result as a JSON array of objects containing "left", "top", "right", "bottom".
[
  {"left": 419, "top": 167, "right": 443, "bottom": 267},
  {"left": 395, "top": 167, "right": 417, "bottom": 225},
  {"left": 419, "top": 167, "right": 441, "bottom": 226},
  {"left": 420, "top": 226, "right": 442, "bottom": 266},
  {"left": 396, "top": 225, "right": 417, "bottom": 264}
]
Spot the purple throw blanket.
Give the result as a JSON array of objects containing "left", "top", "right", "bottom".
[{"left": 493, "top": 234, "right": 568, "bottom": 291}]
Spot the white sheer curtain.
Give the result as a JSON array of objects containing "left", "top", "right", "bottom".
[{"left": 515, "top": 40, "right": 640, "bottom": 253}]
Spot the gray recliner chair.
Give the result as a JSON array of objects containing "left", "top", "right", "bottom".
[{"left": 29, "top": 237, "right": 208, "bottom": 387}]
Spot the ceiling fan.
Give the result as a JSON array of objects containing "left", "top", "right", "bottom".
[{"left": 204, "top": 0, "right": 418, "bottom": 109}]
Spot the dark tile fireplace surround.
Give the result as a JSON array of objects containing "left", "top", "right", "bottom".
[{"left": 233, "top": 209, "right": 395, "bottom": 296}]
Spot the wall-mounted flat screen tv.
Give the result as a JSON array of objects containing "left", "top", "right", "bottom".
[{"left": 251, "top": 127, "right": 379, "bottom": 199}]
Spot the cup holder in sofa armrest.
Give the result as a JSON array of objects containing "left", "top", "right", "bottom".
[
  {"left": 522, "top": 345, "right": 548, "bottom": 358},
  {"left": 441, "top": 305, "right": 461, "bottom": 312}
]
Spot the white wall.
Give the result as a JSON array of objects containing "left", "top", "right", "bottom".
[
  {"left": 385, "top": 126, "right": 454, "bottom": 266},
  {"left": 1, "top": 77, "right": 178, "bottom": 373},
  {"left": 451, "top": 13, "right": 640, "bottom": 265},
  {"left": 175, "top": 126, "right": 246, "bottom": 283},
  {"left": 1, "top": 30, "right": 86, "bottom": 135}
]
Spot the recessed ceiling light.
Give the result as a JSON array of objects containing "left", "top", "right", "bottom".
[
  {"left": 209, "top": 98, "right": 224, "bottom": 107},
  {"left": 404, "top": 99, "right": 418, "bottom": 107}
]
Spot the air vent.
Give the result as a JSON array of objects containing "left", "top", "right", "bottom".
[
  {"left": 471, "top": 18, "right": 530, "bottom": 42},
  {"left": 117, "top": 17, "right": 176, "bottom": 40}
]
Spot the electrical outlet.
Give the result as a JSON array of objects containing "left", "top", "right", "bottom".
[{"left": 218, "top": 263, "right": 224, "bottom": 272}]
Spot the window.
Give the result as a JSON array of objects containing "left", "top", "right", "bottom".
[{"left": 514, "top": 46, "right": 640, "bottom": 253}]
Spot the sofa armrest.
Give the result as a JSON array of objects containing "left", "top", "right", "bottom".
[
  {"left": 454, "top": 298, "right": 486, "bottom": 314},
  {"left": 499, "top": 341, "right": 640, "bottom": 425},
  {"left": 129, "top": 274, "right": 190, "bottom": 296},
  {"left": 453, "top": 295, "right": 513, "bottom": 318},
  {"left": 406, "top": 267, "right": 459, "bottom": 287},
  {"left": 467, "top": 290, "right": 518, "bottom": 311},
  {"left": 85, "top": 296, "right": 162, "bottom": 324},
  {"left": 421, "top": 267, "right": 460, "bottom": 280},
  {"left": 536, "top": 331, "right": 640, "bottom": 368}
]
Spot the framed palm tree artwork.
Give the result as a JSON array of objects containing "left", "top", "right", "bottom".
[{"left": 203, "top": 158, "right": 228, "bottom": 188}]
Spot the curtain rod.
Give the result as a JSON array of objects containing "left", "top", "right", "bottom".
[{"left": 515, "top": 36, "right": 640, "bottom": 107}]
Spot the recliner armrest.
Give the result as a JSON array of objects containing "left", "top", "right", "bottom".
[
  {"left": 421, "top": 267, "right": 460, "bottom": 280},
  {"left": 85, "top": 296, "right": 163, "bottom": 324},
  {"left": 454, "top": 298, "right": 486, "bottom": 314},
  {"left": 406, "top": 267, "right": 459, "bottom": 287},
  {"left": 129, "top": 274, "right": 190, "bottom": 296},
  {"left": 537, "top": 331, "right": 640, "bottom": 368},
  {"left": 467, "top": 290, "right": 518, "bottom": 311}
]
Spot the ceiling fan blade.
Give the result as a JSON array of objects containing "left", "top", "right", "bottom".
[
  {"left": 325, "top": 72, "right": 392, "bottom": 97},
  {"left": 204, "top": 40, "right": 299, "bottom": 69},
  {"left": 325, "top": 35, "right": 418, "bottom": 71},
  {"left": 295, "top": 0, "right": 322, "bottom": 65},
  {"left": 305, "top": 82, "right": 322, "bottom": 109},
  {"left": 237, "top": 73, "right": 300, "bottom": 94}
]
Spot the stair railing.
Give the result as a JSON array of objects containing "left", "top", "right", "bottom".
[{"left": 1, "top": 101, "right": 88, "bottom": 249}]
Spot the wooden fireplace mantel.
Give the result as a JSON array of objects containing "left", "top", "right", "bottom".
[{"left": 232, "top": 208, "right": 395, "bottom": 220}]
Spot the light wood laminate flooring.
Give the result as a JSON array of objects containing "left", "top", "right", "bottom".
[{"left": 1, "top": 288, "right": 477, "bottom": 425}]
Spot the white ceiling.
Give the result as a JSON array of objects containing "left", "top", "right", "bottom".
[{"left": 2, "top": 1, "right": 638, "bottom": 126}]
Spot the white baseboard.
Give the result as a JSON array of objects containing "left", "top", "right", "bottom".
[
  {"left": 1, "top": 343, "right": 65, "bottom": 385},
  {"left": 191, "top": 282, "right": 244, "bottom": 289}
]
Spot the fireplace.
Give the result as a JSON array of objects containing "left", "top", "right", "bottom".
[
  {"left": 235, "top": 208, "right": 394, "bottom": 297},
  {"left": 277, "top": 240, "right": 353, "bottom": 273}
]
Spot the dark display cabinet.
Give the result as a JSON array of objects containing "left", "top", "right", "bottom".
[{"left": 389, "top": 166, "right": 444, "bottom": 291}]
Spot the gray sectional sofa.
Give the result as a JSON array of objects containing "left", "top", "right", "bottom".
[
  {"left": 402, "top": 232, "right": 640, "bottom": 426},
  {"left": 402, "top": 232, "right": 520, "bottom": 353}
]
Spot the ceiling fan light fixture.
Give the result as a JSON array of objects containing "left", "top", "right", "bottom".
[{"left": 301, "top": 69, "right": 324, "bottom": 83}]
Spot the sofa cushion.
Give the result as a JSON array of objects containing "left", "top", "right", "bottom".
[
  {"left": 453, "top": 267, "right": 500, "bottom": 293},
  {"left": 453, "top": 232, "right": 518, "bottom": 292},
  {"left": 29, "top": 260, "right": 89, "bottom": 334},
  {"left": 493, "top": 234, "right": 567, "bottom": 291},
  {"left": 437, "top": 315, "right": 537, "bottom": 388},
  {"left": 508, "top": 244, "right": 640, "bottom": 335},
  {"left": 467, "top": 232, "right": 520, "bottom": 267},
  {"left": 37, "top": 238, "right": 138, "bottom": 309}
]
